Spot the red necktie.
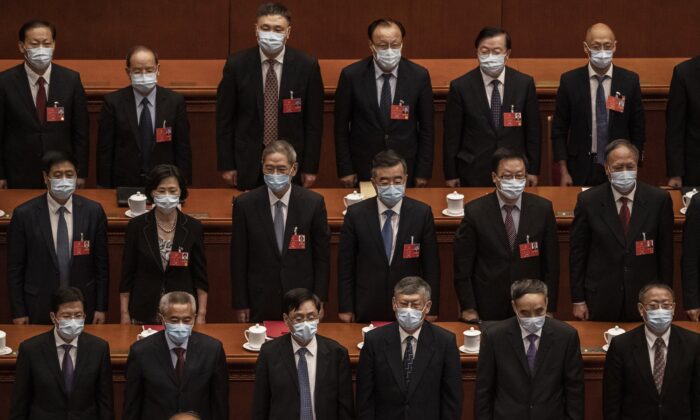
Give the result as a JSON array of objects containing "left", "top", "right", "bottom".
[
  {"left": 36, "top": 76, "right": 47, "bottom": 124},
  {"left": 504, "top": 205, "right": 516, "bottom": 250},
  {"left": 263, "top": 59, "right": 278, "bottom": 146},
  {"left": 174, "top": 347, "right": 185, "bottom": 383},
  {"left": 619, "top": 197, "right": 630, "bottom": 235}
]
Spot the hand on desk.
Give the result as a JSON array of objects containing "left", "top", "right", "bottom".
[
  {"left": 196, "top": 313, "right": 207, "bottom": 324},
  {"left": 0, "top": 179, "right": 7, "bottom": 189},
  {"left": 12, "top": 316, "right": 28, "bottom": 325},
  {"left": 93, "top": 311, "right": 106, "bottom": 324},
  {"left": 221, "top": 170, "right": 238, "bottom": 188},
  {"left": 120, "top": 312, "right": 131, "bottom": 325},
  {"left": 301, "top": 173, "right": 317, "bottom": 188},
  {"left": 445, "top": 179, "right": 460, "bottom": 188},
  {"left": 573, "top": 303, "right": 589, "bottom": 321},
  {"left": 460, "top": 309, "right": 479, "bottom": 322},
  {"left": 668, "top": 176, "right": 683, "bottom": 188},
  {"left": 686, "top": 308, "right": 700, "bottom": 322},
  {"left": 415, "top": 177, "right": 429, "bottom": 188},
  {"left": 234, "top": 308, "right": 250, "bottom": 323},
  {"left": 339, "top": 174, "right": 357, "bottom": 188},
  {"left": 527, "top": 175, "right": 538, "bottom": 187},
  {"left": 338, "top": 312, "right": 354, "bottom": 323}
]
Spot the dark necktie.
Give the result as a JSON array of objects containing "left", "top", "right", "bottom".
[
  {"left": 526, "top": 334, "right": 538, "bottom": 373},
  {"left": 403, "top": 336, "right": 414, "bottom": 384},
  {"left": 139, "top": 97, "right": 153, "bottom": 172},
  {"left": 57, "top": 206, "right": 70, "bottom": 287},
  {"left": 61, "top": 344, "right": 74, "bottom": 394},
  {"left": 619, "top": 197, "right": 630, "bottom": 235},
  {"left": 263, "top": 59, "right": 278, "bottom": 146},
  {"left": 274, "top": 200, "right": 285, "bottom": 253},
  {"left": 174, "top": 347, "right": 186, "bottom": 383},
  {"left": 653, "top": 337, "right": 666, "bottom": 394},
  {"left": 381, "top": 209, "right": 395, "bottom": 261},
  {"left": 380, "top": 73, "right": 392, "bottom": 128},
  {"left": 490, "top": 79, "right": 502, "bottom": 128},
  {"left": 297, "top": 348, "right": 313, "bottom": 420},
  {"left": 36, "top": 76, "right": 47, "bottom": 124},
  {"left": 595, "top": 75, "right": 609, "bottom": 164},
  {"left": 503, "top": 204, "right": 516, "bottom": 250}
]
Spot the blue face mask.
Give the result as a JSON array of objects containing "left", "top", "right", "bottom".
[
  {"left": 49, "top": 177, "right": 76, "bottom": 201},
  {"left": 396, "top": 307, "right": 424, "bottom": 331},
  {"left": 644, "top": 308, "right": 673, "bottom": 334},
  {"left": 56, "top": 318, "right": 84, "bottom": 341},
  {"left": 290, "top": 320, "right": 318, "bottom": 345},
  {"left": 377, "top": 184, "right": 405, "bottom": 208},
  {"left": 518, "top": 315, "right": 546, "bottom": 334},
  {"left": 257, "top": 30, "right": 286, "bottom": 55},
  {"left": 164, "top": 322, "right": 193, "bottom": 346},
  {"left": 264, "top": 173, "right": 290, "bottom": 193},
  {"left": 609, "top": 170, "right": 637, "bottom": 193}
]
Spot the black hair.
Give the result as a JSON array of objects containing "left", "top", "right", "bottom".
[
  {"left": 42, "top": 150, "right": 78, "bottom": 174},
  {"left": 367, "top": 18, "right": 406, "bottom": 40},
  {"left": 256, "top": 3, "right": 291, "bottom": 23},
  {"left": 144, "top": 164, "right": 189, "bottom": 202},
  {"left": 283, "top": 288, "right": 321, "bottom": 314},
  {"left": 474, "top": 26, "right": 511, "bottom": 50},
  {"left": 126, "top": 45, "right": 159, "bottom": 68},
  {"left": 491, "top": 147, "right": 529, "bottom": 173},
  {"left": 510, "top": 279, "right": 548, "bottom": 301},
  {"left": 371, "top": 150, "right": 407, "bottom": 177},
  {"left": 51, "top": 287, "right": 84, "bottom": 313},
  {"left": 19, "top": 19, "right": 56, "bottom": 42}
]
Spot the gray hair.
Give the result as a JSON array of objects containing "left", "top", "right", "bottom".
[
  {"left": 605, "top": 139, "right": 640, "bottom": 163},
  {"left": 261, "top": 140, "right": 297, "bottom": 165},
  {"left": 638, "top": 283, "right": 675, "bottom": 303},
  {"left": 393, "top": 276, "right": 431, "bottom": 301},
  {"left": 169, "top": 412, "right": 201, "bottom": 420},
  {"left": 510, "top": 279, "right": 548, "bottom": 301},
  {"left": 158, "top": 291, "right": 196, "bottom": 316}
]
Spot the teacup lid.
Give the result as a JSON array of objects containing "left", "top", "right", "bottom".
[
  {"left": 463, "top": 326, "right": 481, "bottom": 336},
  {"left": 130, "top": 191, "right": 146, "bottom": 199},
  {"left": 346, "top": 190, "right": 363, "bottom": 199},
  {"left": 607, "top": 325, "right": 625, "bottom": 335},
  {"left": 685, "top": 188, "right": 699, "bottom": 196},
  {"left": 447, "top": 191, "right": 464, "bottom": 199},
  {"left": 249, "top": 323, "right": 267, "bottom": 333},
  {"left": 363, "top": 323, "right": 375, "bottom": 330}
]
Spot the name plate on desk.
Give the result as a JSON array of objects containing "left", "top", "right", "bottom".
[
  {"left": 555, "top": 211, "right": 573, "bottom": 217},
  {"left": 188, "top": 212, "right": 209, "bottom": 219}
]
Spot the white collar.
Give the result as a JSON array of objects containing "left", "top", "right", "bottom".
[
  {"left": 373, "top": 59, "right": 399, "bottom": 80},
  {"left": 291, "top": 334, "right": 317, "bottom": 357},
  {"left": 588, "top": 62, "right": 614, "bottom": 79},
  {"left": 259, "top": 47, "right": 286, "bottom": 64},
  {"left": 377, "top": 197, "right": 403, "bottom": 216},
  {"left": 25, "top": 62, "right": 52, "bottom": 85},
  {"left": 480, "top": 67, "right": 506, "bottom": 88},
  {"left": 133, "top": 85, "right": 157, "bottom": 108},
  {"left": 268, "top": 185, "right": 292, "bottom": 207},
  {"left": 46, "top": 191, "right": 73, "bottom": 214},
  {"left": 399, "top": 325, "right": 422, "bottom": 343},
  {"left": 611, "top": 183, "right": 637, "bottom": 203},
  {"left": 53, "top": 327, "right": 79, "bottom": 348},
  {"left": 644, "top": 325, "right": 671, "bottom": 351}
]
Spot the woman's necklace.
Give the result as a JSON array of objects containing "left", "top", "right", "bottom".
[{"left": 156, "top": 216, "right": 176, "bottom": 233}]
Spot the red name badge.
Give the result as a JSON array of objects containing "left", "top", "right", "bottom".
[
  {"left": 46, "top": 106, "right": 65, "bottom": 122},
  {"left": 606, "top": 94, "right": 626, "bottom": 112},
  {"left": 390, "top": 104, "right": 410, "bottom": 120},
  {"left": 288, "top": 233, "right": 306, "bottom": 250},
  {"left": 503, "top": 112, "right": 522, "bottom": 127},
  {"left": 636, "top": 239, "right": 655, "bottom": 256},
  {"left": 520, "top": 241, "right": 540, "bottom": 259},
  {"left": 169, "top": 251, "right": 189, "bottom": 267},
  {"left": 73, "top": 240, "right": 90, "bottom": 256},
  {"left": 403, "top": 243, "right": 420, "bottom": 259},
  {"left": 283, "top": 97, "right": 302, "bottom": 113},
  {"left": 156, "top": 126, "right": 173, "bottom": 143}
]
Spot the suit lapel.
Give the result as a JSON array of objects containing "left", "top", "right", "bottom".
[
  {"left": 507, "top": 318, "right": 531, "bottom": 377},
  {"left": 660, "top": 327, "right": 681, "bottom": 398},
  {"left": 599, "top": 186, "right": 627, "bottom": 247},
  {"left": 363, "top": 59, "right": 384, "bottom": 129},
  {"left": 154, "top": 87, "right": 168, "bottom": 137},
  {"left": 497, "top": 68, "right": 515, "bottom": 135},
  {"left": 281, "top": 186, "right": 302, "bottom": 258},
  {"left": 124, "top": 88, "right": 141, "bottom": 149},
  {"left": 14, "top": 65, "right": 41, "bottom": 127},
  {"left": 278, "top": 49, "right": 295, "bottom": 113},
  {"left": 142, "top": 213, "right": 164, "bottom": 272},
  {"left": 72, "top": 333, "right": 89, "bottom": 387},
  {"left": 625, "top": 184, "right": 649, "bottom": 244},
  {"left": 384, "top": 324, "right": 408, "bottom": 394},
  {"left": 486, "top": 193, "right": 512, "bottom": 252},
  {"left": 40, "top": 330, "right": 68, "bottom": 395},
  {"left": 514, "top": 194, "right": 532, "bottom": 248},
  {"left": 46, "top": 67, "right": 64, "bottom": 119},
  {"left": 609, "top": 67, "right": 622, "bottom": 130},
  {"left": 389, "top": 60, "right": 407, "bottom": 131},
  {"left": 251, "top": 49, "right": 264, "bottom": 128},
  {"left": 314, "top": 337, "right": 331, "bottom": 409},
  {"left": 37, "top": 196, "right": 59, "bottom": 269},
  {"left": 363, "top": 199, "right": 390, "bottom": 265},
  {"left": 406, "top": 323, "right": 436, "bottom": 398},
  {"left": 532, "top": 320, "right": 554, "bottom": 378},
  {"left": 257, "top": 188, "right": 283, "bottom": 258},
  {"left": 70, "top": 197, "right": 84, "bottom": 267},
  {"left": 470, "top": 69, "right": 496, "bottom": 134},
  {"left": 580, "top": 66, "right": 593, "bottom": 133},
  {"left": 282, "top": 335, "right": 300, "bottom": 393},
  {"left": 156, "top": 333, "right": 180, "bottom": 386},
  {"left": 179, "top": 332, "right": 198, "bottom": 388},
  {"left": 390, "top": 200, "right": 410, "bottom": 266},
  {"left": 632, "top": 328, "right": 659, "bottom": 398}
]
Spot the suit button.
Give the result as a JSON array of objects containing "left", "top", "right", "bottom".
[{"left": 385, "top": 134, "right": 389, "bottom": 140}]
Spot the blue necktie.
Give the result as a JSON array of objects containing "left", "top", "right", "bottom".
[
  {"left": 297, "top": 348, "right": 313, "bottom": 420},
  {"left": 381, "top": 209, "right": 395, "bottom": 261},
  {"left": 403, "top": 336, "right": 414, "bottom": 384},
  {"left": 61, "top": 344, "right": 74, "bottom": 394},
  {"left": 274, "top": 201, "right": 285, "bottom": 253},
  {"left": 526, "top": 334, "right": 538, "bottom": 373},
  {"left": 595, "top": 75, "right": 609, "bottom": 164},
  {"left": 379, "top": 73, "right": 392, "bottom": 128},
  {"left": 139, "top": 97, "right": 153, "bottom": 172},
  {"left": 490, "top": 79, "right": 502, "bottom": 128},
  {"left": 57, "top": 207, "right": 70, "bottom": 287}
]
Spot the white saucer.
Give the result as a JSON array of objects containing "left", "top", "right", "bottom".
[
  {"left": 459, "top": 345, "right": 479, "bottom": 354},
  {"left": 602, "top": 344, "right": 610, "bottom": 352},
  {"left": 125, "top": 209, "right": 148, "bottom": 218},
  {"left": 0, "top": 346, "right": 12, "bottom": 356},
  {"left": 357, "top": 342, "right": 364, "bottom": 349},
  {"left": 0, "top": 209, "right": 5, "bottom": 218},
  {"left": 243, "top": 342, "right": 262, "bottom": 352},
  {"left": 442, "top": 209, "right": 464, "bottom": 217},
  {"left": 342, "top": 209, "right": 347, "bottom": 216},
  {"left": 681, "top": 207, "right": 688, "bottom": 215}
]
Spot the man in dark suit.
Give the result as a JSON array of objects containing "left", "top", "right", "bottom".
[
  {"left": 10, "top": 287, "right": 113, "bottom": 420},
  {"left": 123, "top": 291, "right": 229, "bottom": 420},
  {"left": 682, "top": 194, "right": 700, "bottom": 321},
  {"left": 666, "top": 56, "right": 700, "bottom": 187},
  {"left": 356, "top": 276, "right": 462, "bottom": 419},
  {"left": 475, "top": 279, "right": 584, "bottom": 419},
  {"left": 7, "top": 151, "right": 109, "bottom": 325},
  {"left": 0, "top": 20, "right": 89, "bottom": 189},
  {"left": 443, "top": 26, "right": 540, "bottom": 188},
  {"left": 97, "top": 45, "right": 191, "bottom": 187},
  {"left": 455, "top": 148, "right": 559, "bottom": 322},
  {"left": 338, "top": 150, "right": 439, "bottom": 323},
  {"left": 232, "top": 140, "right": 329, "bottom": 322},
  {"left": 604, "top": 283, "right": 700, "bottom": 420},
  {"left": 334, "top": 18, "right": 433, "bottom": 188},
  {"left": 216, "top": 2, "right": 323, "bottom": 190},
  {"left": 570, "top": 139, "right": 673, "bottom": 321},
  {"left": 552, "top": 23, "right": 645, "bottom": 186},
  {"left": 253, "top": 288, "right": 354, "bottom": 419}
]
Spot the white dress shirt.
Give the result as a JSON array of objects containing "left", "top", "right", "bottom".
[
  {"left": 164, "top": 329, "right": 189, "bottom": 368},
  {"left": 588, "top": 63, "right": 614, "bottom": 154},
  {"left": 25, "top": 62, "right": 52, "bottom": 106},
  {"left": 519, "top": 322, "right": 542, "bottom": 353},
  {"left": 399, "top": 325, "right": 422, "bottom": 360},
  {"left": 611, "top": 183, "right": 637, "bottom": 215},
  {"left": 260, "top": 47, "right": 285, "bottom": 94},
  {"left": 374, "top": 60, "right": 398, "bottom": 106},
  {"left": 496, "top": 191, "right": 522, "bottom": 233},
  {"left": 54, "top": 327, "right": 78, "bottom": 369},
  {"left": 644, "top": 325, "right": 670, "bottom": 375},
  {"left": 47, "top": 192, "right": 74, "bottom": 252},
  {"left": 268, "top": 186, "right": 291, "bottom": 226},
  {"left": 292, "top": 335, "right": 317, "bottom": 419},
  {"left": 133, "top": 85, "right": 157, "bottom": 133},
  {"left": 377, "top": 198, "right": 402, "bottom": 264},
  {"left": 481, "top": 68, "right": 506, "bottom": 105}
]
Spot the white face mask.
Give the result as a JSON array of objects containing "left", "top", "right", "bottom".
[
  {"left": 131, "top": 72, "right": 157, "bottom": 94},
  {"left": 479, "top": 53, "right": 506, "bottom": 77},
  {"left": 25, "top": 46, "right": 53, "bottom": 70},
  {"left": 257, "top": 30, "right": 286, "bottom": 55},
  {"left": 49, "top": 177, "right": 76, "bottom": 201},
  {"left": 609, "top": 170, "right": 637, "bottom": 193},
  {"left": 589, "top": 49, "right": 613, "bottom": 69},
  {"left": 374, "top": 47, "right": 402, "bottom": 72},
  {"left": 497, "top": 178, "right": 526, "bottom": 200},
  {"left": 153, "top": 194, "right": 180, "bottom": 214}
]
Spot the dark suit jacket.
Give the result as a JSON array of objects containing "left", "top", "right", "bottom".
[
  {"left": 552, "top": 65, "right": 645, "bottom": 185},
  {"left": 7, "top": 194, "right": 109, "bottom": 324},
  {"left": 666, "top": 56, "right": 700, "bottom": 183},
  {"left": 356, "top": 321, "right": 463, "bottom": 420},
  {"left": 216, "top": 46, "right": 324, "bottom": 189},
  {"left": 603, "top": 324, "right": 700, "bottom": 420},
  {"left": 337, "top": 197, "right": 440, "bottom": 322},
  {"left": 334, "top": 57, "right": 434, "bottom": 183},
  {"left": 683, "top": 195, "right": 700, "bottom": 309},
  {"left": 252, "top": 334, "right": 354, "bottom": 420},
  {"left": 123, "top": 331, "right": 229, "bottom": 420},
  {"left": 10, "top": 330, "right": 113, "bottom": 420},
  {"left": 443, "top": 66, "right": 541, "bottom": 186},
  {"left": 97, "top": 85, "right": 191, "bottom": 187},
  {"left": 0, "top": 63, "right": 89, "bottom": 188},
  {"left": 120, "top": 210, "right": 207, "bottom": 323},
  {"left": 231, "top": 185, "right": 330, "bottom": 322},
  {"left": 475, "top": 317, "right": 584, "bottom": 420},
  {"left": 570, "top": 182, "right": 674, "bottom": 321},
  {"left": 454, "top": 192, "right": 559, "bottom": 320}
]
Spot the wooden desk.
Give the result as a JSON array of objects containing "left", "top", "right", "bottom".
[{"left": 0, "top": 321, "right": 695, "bottom": 419}]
